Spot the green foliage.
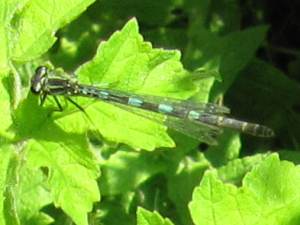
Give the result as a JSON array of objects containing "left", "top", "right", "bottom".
[
  {"left": 74, "top": 18, "right": 197, "bottom": 150},
  {"left": 137, "top": 207, "right": 174, "bottom": 225},
  {"left": 189, "top": 154, "right": 300, "bottom": 225},
  {"left": 0, "top": 0, "right": 299, "bottom": 225}
]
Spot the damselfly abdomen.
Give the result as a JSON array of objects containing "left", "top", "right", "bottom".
[{"left": 31, "top": 66, "right": 274, "bottom": 144}]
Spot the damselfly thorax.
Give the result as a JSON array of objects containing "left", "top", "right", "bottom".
[{"left": 31, "top": 66, "right": 274, "bottom": 144}]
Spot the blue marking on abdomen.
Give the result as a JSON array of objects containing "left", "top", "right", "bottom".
[
  {"left": 80, "top": 88, "right": 88, "bottom": 95},
  {"left": 188, "top": 110, "right": 200, "bottom": 120},
  {"left": 158, "top": 104, "right": 173, "bottom": 114},
  {"left": 128, "top": 97, "right": 143, "bottom": 107},
  {"left": 98, "top": 91, "right": 109, "bottom": 99}
]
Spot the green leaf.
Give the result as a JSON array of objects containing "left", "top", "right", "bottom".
[
  {"left": 184, "top": 2, "right": 266, "bottom": 102},
  {"left": 25, "top": 135, "right": 100, "bottom": 225},
  {"left": 100, "top": 150, "right": 166, "bottom": 196},
  {"left": 0, "top": 0, "right": 29, "bottom": 72},
  {"left": 210, "top": 26, "right": 268, "bottom": 99},
  {"left": 137, "top": 207, "right": 174, "bottom": 225},
  {"left": 13, "top": 91, "right": 111, "bottom": 225},
  {"left": 72, "top": 18, "right": 197, "bottom": 150},
  {"left": 87, "top": 103, "right": 175, "bottom": 150},
  {"left": 0, "top": 144, "right": 20, "bottom": 225},
  {"left": 0, "top": 144, "right": 53, "bottom": 225},
  {"left": 184, "top": 23, "right": 268, "bottom": 100},
  {"left": 96, "top": 196, "right": 135, "bottom": 225},
  {"left": 0, "top": 0, "right": 95, "bottom": 72},
  {"left": 17, "top": 165, "right": 53, "bottom": 225},
  {"left": 189, "top": 154, "right": 300, "bottom": 225},
  {"left": 23, "top": 213, "right": 54, "bottom": 225},
  {"left": 217, "top": 153, "right": 269, "bottom": 184},
  {"left": 190, "top": 57, "right": 221, "bottom": 103},
  {"left": 77, "top": 18, "right": 195, "bottom": 97},
  {"left": 0, "top": 76, "right": 13, "bottom": 136},
  {"left": 205, "top": 131, "right": 241, "bottom": 167},
  {"left": 278, "top": 150, "right": 300, "bottom": 165},
  {"left": 0, "top": 0, "right": 96, "bottom": 136},
  {"left": 12, "top": 92, "right": 50, "bottom": 139},
  {"left": 10, "top": 0, "right": 95, "bottom": 62}
]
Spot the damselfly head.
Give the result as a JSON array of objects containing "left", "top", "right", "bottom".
[{"left": 31, "top": 66, "right": 48, "bottom": 94}]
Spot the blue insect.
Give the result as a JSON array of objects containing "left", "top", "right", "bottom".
[{"left": 31, "top": 66, "right": 274, "bottom": 145}]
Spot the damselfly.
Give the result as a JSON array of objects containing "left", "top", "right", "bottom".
[{"left": 31, "top": 66, "right": 274, "bottom": 145}]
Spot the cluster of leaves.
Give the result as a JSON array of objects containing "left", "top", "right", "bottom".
[{"left": 0, "top": 1, "right": 300, "bottom": 225}]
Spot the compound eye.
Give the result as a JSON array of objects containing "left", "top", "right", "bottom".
[
  {"left": 35, "top": 66, "right": 48, "bottom": 77},
  {"left": 31, "top": 66, "right": 48, "bottom": 94}
]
